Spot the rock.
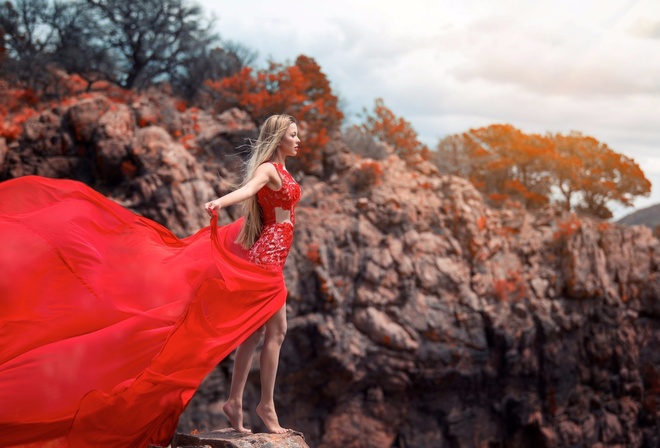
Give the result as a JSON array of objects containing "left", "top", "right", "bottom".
[
  {"left": 94, "top": 139, "right": 130, "bottom": 183},
  {"left": 63, "top": 96, "right": 112, "bottom": 143},
  {"left": 319, "top": 399, "right": 396, "bottom": 448},
  {"left": 96, "top": 104, "right": 135, "bottom": 141},
  {"left": 557, "top": 419, "right": 582, "bottom": 446},
  {"left": 171, "top": 429, "right": 309, "bottom": 448},
  {"left": 22, "top": 109, "right": 72, "bottom": 159},
  {"left": 353, "top": 306, "right": 418, "bottom": 351},
  {"left": 131, "top": 126, "right": 169, "bottom": 173},
  {"left": 600, "top": 412, "right": 623, "bottom": 444},
  {"left": 0, "top": 137, "right": 6, "bottom": 171},
  {"left": 92, "top": 105, "right": 134, "bottom": 183},
  {"left": 215, "top": 108, "right": 255, "bottom": 134},
  {"left": 23, "top": 110, "right": 63, "bottom": 152}
]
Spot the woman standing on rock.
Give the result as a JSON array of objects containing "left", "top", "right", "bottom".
[
  {"left": 0, "top": 114, "right": 300, "bottom": 446},
  {"left": 204, "top": 114, "right": 301, "bottom": 434}
]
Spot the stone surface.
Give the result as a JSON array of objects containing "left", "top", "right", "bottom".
[{"left": 171, "top": 429, "right": 309, "bottom": 448}]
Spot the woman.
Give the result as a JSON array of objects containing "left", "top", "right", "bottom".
[
  {"left": 0, "top": 114, "right": 301, "bottom": 447},
  {"left": 205, "top": 114, "right": 301, "bottom": 434}
]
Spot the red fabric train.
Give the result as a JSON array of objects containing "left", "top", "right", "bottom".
[{"left": 0, "top": 176, "right": 288, "bottom": 447}]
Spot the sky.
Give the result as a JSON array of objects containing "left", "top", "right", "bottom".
[{"left": 199, "top": 0, "right": 660, "bottom": 219}]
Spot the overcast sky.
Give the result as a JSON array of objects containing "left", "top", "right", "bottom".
[{"left": 199, "top": 0, "right": 660, "bottom": 219}]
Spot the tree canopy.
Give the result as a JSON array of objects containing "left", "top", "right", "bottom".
[
  {"left": 208, "top": 55, "right": 344, "bottom": 171},
  {"left": 0, "top": 0, "right": 246, "bottom": 96},
  {"left": 360, "top": 98, "right": 430, "bottom": 163},
  {"left": 435, "top": 124, "right": 651, "bottom": 218}
]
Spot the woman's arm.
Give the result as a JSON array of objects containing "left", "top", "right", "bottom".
[{"left": 204, "top": 163, "right": 279, "bottom": 216}]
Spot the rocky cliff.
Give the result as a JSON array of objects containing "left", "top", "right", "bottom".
[{"left": 2, "top": 93, "right": 659, "bottom": 448}]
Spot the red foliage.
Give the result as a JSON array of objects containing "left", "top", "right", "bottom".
[
  {"left": 0, "top": 122, "right": 22, "bottom": 140},
  {"left": 350, "top": 159, "right": 383, "bottom": 192},
  {"left": 208, "top": 55, "right": 343, "bottom": 172},
  {"left": 464, "top": 124, "right": 552, "bottom": 209},
  {"left": 361, "top": 98, "right": 429, "bottom": 163},
  {"left": 440, "top": 124, "right": 651, "bottom": 217},
  {"left": 306, "top": 243, "right": 321, "bottom": 265},
  {"left": 0, "top": 87, "right": 41, "bottom": 141},
  {"left": 175, "top": 100, "right": 187, "bottom": 112},
  {"left": 493, "top": 279, "right": 513, "bottom": 302},
  {"left": 358, "top": 160, "right": 383, "bottom": 183},
  {"left": 121, "top": 160, "right": 138, "bottom": 178},
  {"left": 550, "top": 132, "right": 651, "bottom": 218},
  {"left": 488, "top": 193, "right": 510, "bottom": 206},
  {"left": 477, "top": 216, "right": 487, "bottom": 231},
  {"left": 493, "top": 270, "right": 528, "bottom": 302},
  {"left": 553, "top": 214, "right": 582, "bottom": 241},
  {"left": 179, "top": 134, "right": 196, "bottom": 150}
]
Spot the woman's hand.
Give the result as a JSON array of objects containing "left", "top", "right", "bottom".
[{"left": 204, "top": 199, "right": 222, "bottom": 216}]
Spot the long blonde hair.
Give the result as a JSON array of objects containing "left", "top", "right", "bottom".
[{"left": 236, "top": 114, "right": 297, "bottom": 249}]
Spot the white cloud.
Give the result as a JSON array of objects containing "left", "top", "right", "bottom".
[
  {"left": 629, "top": 18, "right": 660, "bottom": 38},
  {"left": 201, "top": 0, "right": 660, "bottom": 214},
  {"left": 447, "top": 18, "right": 660, "bottom": 97}
]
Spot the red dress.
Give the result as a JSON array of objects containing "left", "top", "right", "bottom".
[{"left": 0, "top": 162, "right": 301, "bottom": 447}]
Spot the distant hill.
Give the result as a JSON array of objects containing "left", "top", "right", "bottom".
[{"left": 617, "top": 203, "right": 660, "bottom": 230}]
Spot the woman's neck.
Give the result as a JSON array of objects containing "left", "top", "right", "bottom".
[{"left": 271, "top": 154, "right": 286, "bottom": 166}]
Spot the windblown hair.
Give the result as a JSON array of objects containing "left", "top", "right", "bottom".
[{"left": 236, "top": 114, "right": 297, "bottom": 249}]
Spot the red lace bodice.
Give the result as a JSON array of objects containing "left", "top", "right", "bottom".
[
  {"left": 256, "top": 162, "right": 301, "bottom": 226},
  {"left": 247, "top": 162, "right": 301, "bottom": 270}
]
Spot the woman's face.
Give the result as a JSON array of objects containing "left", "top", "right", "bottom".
[{"left": 279, "top": 123, "right": 300, "bottom": 158}]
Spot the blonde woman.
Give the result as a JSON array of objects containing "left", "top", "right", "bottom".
[
  {"left": 0, "top": 114, "right": 301, "bottom": 446},
  {"left": 205, "top": 114, "right": 301, "bottom": 433}
]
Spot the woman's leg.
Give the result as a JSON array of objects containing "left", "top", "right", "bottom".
[
  {"left": 256, "top": 304, "right": 288, "bottom": 433},
  {"left": 223, "top": 327, "right": 265, "bottom": 433}
]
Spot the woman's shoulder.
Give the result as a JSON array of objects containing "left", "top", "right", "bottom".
[
  {"left": 256, "top": 161, "right": 279, "bottom": 173},
  {"left": 259, "top": 160, "right": 282, "bottom": 167},
  {"left": 258, "top": 161, "right": 288, "bottom": 175},
  {"left": 254, "top": 162, "right": 283, "bottom": 188}
]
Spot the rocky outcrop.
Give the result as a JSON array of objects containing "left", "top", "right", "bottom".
[
  {"left": 3, "top": 94, "right": 659, "bottom": 447},
  {"left": 1, "top": 91, "right": 255, "bottom": 236},
  {"left": 169, "top": 429, "right": 308, "bottom": 448},
  {"left": 256, "top": 143, "right": 660, "bottom": 448}
]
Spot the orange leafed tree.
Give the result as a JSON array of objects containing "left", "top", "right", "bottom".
[
  {"left": 546, "top": 133, "right": 584, "bottom": 210},
  {"left": 206, "top": 55, "right": 343, "bottom": 171},
  {"left": 360, "top": 98, "right": 430, "bottom": 163},
  {"left": 463, "top": 124, "right": 552, "bottom": 209},
  {"left": 435, "top": 124, "right": 651, "bottom": 218},
  {"left": 551, "top": 132, "right": 651, "bottom": 218}
]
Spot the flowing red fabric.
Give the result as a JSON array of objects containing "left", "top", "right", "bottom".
[{"left": 0, "top": 176, "right": 288, "bottom": 447}]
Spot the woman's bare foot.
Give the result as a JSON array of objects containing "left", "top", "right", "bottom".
[
  {"left": 223, "top": 399, "right": 251, "bottom": 433},
  {"left": 256, "top": 402, "right": 288, "bottom": 434}
]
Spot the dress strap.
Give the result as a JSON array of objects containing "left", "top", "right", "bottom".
[{"left": 268, "top": 161, "right": 289, "bottom": 177}]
